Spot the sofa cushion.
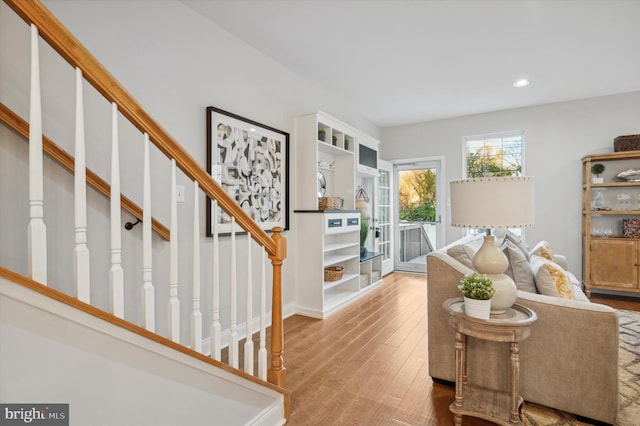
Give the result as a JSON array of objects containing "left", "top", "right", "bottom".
[
  {"left": 446, "top": 237, "right": 483, "bottom": 269},
  {"left": 529, "top": 240, "right": 554, "bottom": 261},
  {"left": 529, "top": 255, "right": 574, "bottom": 299},
  {"left": 502, "top": 240, "right": 537, "bottom": 293}
]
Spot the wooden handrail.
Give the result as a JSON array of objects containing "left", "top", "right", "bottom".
[
  {"left": 4, "top": 0, "right": 277, "bottom": 255},
  {"left": 0, "top": 102, "right": 170, "bottom": 241}
]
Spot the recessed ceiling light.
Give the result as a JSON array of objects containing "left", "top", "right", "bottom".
[{"left": 513, "top": 79, "right": 530, "bottom": 88}]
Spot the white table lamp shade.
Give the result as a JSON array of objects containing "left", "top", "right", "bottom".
[
  {"left": 450, "top": 176, "right": 535, "bottom": 230},
  {"left": 450, "top": 176, "right": 535, "bottom": 314}
]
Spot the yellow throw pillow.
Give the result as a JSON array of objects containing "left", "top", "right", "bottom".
[{"left": 529, "top": 255, "right": 574, "bottom": 299}]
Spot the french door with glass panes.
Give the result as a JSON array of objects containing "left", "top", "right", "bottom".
[{"left": 376, "top": 160, "right": 394, "bottom": 275}]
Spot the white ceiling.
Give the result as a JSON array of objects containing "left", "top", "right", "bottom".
[{"left": 181, "top": 0, "right": 640, "bottom": 128}]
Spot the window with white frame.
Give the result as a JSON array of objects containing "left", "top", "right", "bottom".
[
  {"left": 463, "top": 131, "right": 525, "bottom": 236},
  {"left": 464, "top": 132, "right": 523, "bottom": 178}
]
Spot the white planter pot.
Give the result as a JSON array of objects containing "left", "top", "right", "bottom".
[
  {"left": 463, "top": 297, "right": 492, "bottom": 320},
  {"left": 592, "top": 177, "right": 604, "bottom": 184}
]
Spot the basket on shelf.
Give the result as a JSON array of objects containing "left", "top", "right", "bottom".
[
  {"left": 614, "top": 134, "right": 640, "bottom": 152},
  {"left": 318, "top": 196, "right": 343, "bottom": 210},
  {"left": 324, "top": 266, "right": 344, "bottom": 282}
]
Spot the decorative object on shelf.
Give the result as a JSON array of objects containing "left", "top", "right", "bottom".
[
  {"left": 591, "top": 163, "right": 605, "bottom": 184},
  {"left": 360, "top": 213, "right": 370, "bottom": 257},
  {"left": 592, "top": 190, "right": 606, "bottom": 210},
  {"left": 616, "top": 168, "right": 640, "bottom": 182},
  {"left": 324, "top": 265, "right": 344, "bottom": 282},
  {"left": 345, "top": 138, "right": 350, "bottom": 151},
  {"left": 458, "top": 273, "right": 495, "bottom": 319},
  {"left": 318, "top": 128, "right": 326, "bottom": 142},
  {"left": 355, "top": 187, "right": 369, "bottom": 211},
  {"left": 617, "top": 193, "right": 632, "bottom": 210},
  {"left": 318, "top": 196, "right": 343, "bottom": 211},
  {"left": 623, "top": 218, "right": 640, "bottom": 239},
  {"left": 614, "top": 134, "right": 640, "bottom": 152},
  {"left": 206, "top": 106, "right": 289, "bottom": 235},
  {"left": 332, "top": 135, "right": 337, "bottom": 146},
  {"left": 450, "top": 176, "right": 535, "bottom": 314},
  {"left": 317, "top": 172, "right": 326, "bottom": 197}
]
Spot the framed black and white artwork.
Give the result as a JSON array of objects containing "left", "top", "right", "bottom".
[{"left": 206, "top": 106, "right": 289, "bottom": 235}]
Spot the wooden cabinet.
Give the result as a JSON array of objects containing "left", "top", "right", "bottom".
[
  {"left": 294, "top": 111, "right": 388, "bottom": 318},
  {"left": 589, "top": 239, "right": 639, "bottom": 290},
  {"left": 582, "top": 150, "right": 640, "bottom": 296}
]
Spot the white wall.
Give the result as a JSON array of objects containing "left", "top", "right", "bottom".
[
  {"left": 381, "top": 91, "right": 640, "bottom": 279},
  {"left": 0, "top": 0, "right": 381, "bottom": 342}
]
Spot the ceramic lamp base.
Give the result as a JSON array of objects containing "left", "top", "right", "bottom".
[
  {"left": 472, "top": 235, "right": 517, "bottom": 314},
  {"left": 486, "top": 273, "right": 517, "bottom": 314}
]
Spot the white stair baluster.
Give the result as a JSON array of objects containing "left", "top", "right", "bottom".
[
  {"left": 109, "top": 102, "right": 124, "bottom": 318},
  {"left": 27, "top": 24, "right": 47, "bottom": 285},
  {"left": 210, "top": 200, "right": 221, "bottom": 360},
  {"left": 244, "top": 233, "right": 254, "bottom": 375},
  {"left": 191, "top": 181, "right": 202, "bottom": 352},
  {"left": 229, "top": 217, "right": 239, "bottom": 368},
  {"left": 73, "top": 67, "right": 90, "bottom": 303},
  {"left": 142, "top": 133, "right": 155, "bottom": 331},
  {"left": 258, "top": 249, "right": 267, "bottom": 380},
  {"left": 168, "top": 159, "right": 180, "bottom": 342}
]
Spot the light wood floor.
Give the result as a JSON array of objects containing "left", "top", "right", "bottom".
[{"left": 283, "top": 272, "right": 640, "bottom": 425}]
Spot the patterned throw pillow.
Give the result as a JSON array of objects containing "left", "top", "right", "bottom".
[
  {"left": 502, "top": 240, "right": 537, "bottom": 293},
  {"left": 529, "top": 241, "right": 554, "bottom": 261},
  {"left": 529, "top": 255, "right": 574, "bottom": 299}
]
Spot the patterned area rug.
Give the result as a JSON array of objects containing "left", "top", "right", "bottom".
[{"left": 521, "top": 309, "right": 640, "bottom": 425}]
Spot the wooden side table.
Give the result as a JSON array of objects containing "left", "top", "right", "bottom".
[{"left": 443, "top": 297, "right": 537, "bottom": 425}]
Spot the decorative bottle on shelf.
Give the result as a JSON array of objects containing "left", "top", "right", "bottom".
[{"left": 592, "top": 191, "right": 605, "bottom": 210}]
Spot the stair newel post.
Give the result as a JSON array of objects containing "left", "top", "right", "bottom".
[
  {"left": 168, "top": 159, "right": 180, "bottom": 342},
  {"left": 142, "top": 134, "right": 155, "bottom": 331},
  {"left": 109, "top": 102, "right": 124, "bottom": 318},
  {"left": 191, "top": 181, "right": 202, "bottom": 353},
  {"left": 229, "top": 217, "right": 239, "bottom": 368},
  {"left": 27, "top": 23, "right": 47, "bottom": 285},
  {"left": 258, "top": 249, "right": 268, "bottom": 381},
  {"left": 244, "top": 233, "right": 254, "bottom": 375},
  {"left": 210, "top": 200, "right": 221, "bottom": 360},
  {"left": 73, "top": 67, "right": 91, "bottom": 303},
  {"left": 268, "top": 227, "right": 287, "bottom": 387}
]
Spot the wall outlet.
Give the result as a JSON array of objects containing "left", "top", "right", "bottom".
[{"left": 176, "top": 185, "right": 185, "bottom": 203}]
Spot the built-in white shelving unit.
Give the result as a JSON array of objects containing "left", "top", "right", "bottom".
[{"left": 294, "top": 111, "right": 386, "bottom": 318}]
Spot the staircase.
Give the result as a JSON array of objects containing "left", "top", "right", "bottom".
[{"left": 0, "top": 0, "right": 288, "bottom": 423}]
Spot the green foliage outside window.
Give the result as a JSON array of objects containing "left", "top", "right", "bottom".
[{"left": 399, "top": 169, "right": 436, "bottom": 222}]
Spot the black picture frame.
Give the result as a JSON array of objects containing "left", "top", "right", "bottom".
[{"left": 206, "top": 106, "right": 289, "bottom": 236}]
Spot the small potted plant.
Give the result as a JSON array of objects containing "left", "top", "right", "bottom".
[
  {"left": 458, "top": 273, "right": 495, "bottom": 319},
  {"left": 591, "top": 163, "right": 605, "bottom": 184},
  {"left": 332, "top": 134, "right": 338, "bottom": 146},
  {"left": 318, "top": 128, "right": 326, "bottom": 142}
]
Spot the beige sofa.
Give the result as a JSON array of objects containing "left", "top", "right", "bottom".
[{"left": 427, "top": 234, "right": 619, "bottom": 424}]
